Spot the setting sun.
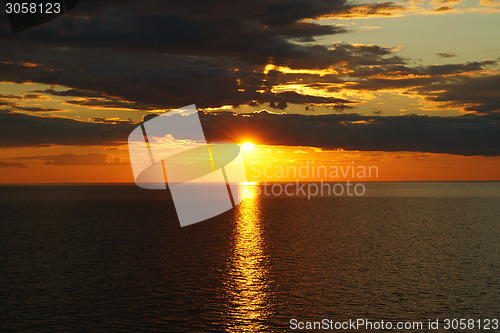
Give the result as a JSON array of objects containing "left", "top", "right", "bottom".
[{"left": 242, "top": 142, "right": 255, "bottom": 151}]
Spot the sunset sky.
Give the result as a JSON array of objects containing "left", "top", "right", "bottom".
[{"left": 0, "top": 0, "right": 499, "bottom": 183}]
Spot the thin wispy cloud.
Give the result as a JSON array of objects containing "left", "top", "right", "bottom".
[{"left": 435, "top": 52, "right": 457, "bottom": 58}]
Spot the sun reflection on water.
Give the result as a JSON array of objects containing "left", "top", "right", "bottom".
[{"left": 225, "top": 183, "right": 270, "bottom": 332}]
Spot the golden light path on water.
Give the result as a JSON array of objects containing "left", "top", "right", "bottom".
[{"left": 225, "top": 183, "right": 270, "bottom": 332}]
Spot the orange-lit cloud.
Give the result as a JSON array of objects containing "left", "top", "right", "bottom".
[{"left": 320, "top": 2, "right": 407, "bottom": 19}]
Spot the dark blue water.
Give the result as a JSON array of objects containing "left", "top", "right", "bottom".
[{"left": 0, "top": 183, "right": 499, "bottom": 332}]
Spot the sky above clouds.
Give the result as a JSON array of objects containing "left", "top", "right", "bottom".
[{"left": 0, "top": 0, "right": 499, "bottom": 182}]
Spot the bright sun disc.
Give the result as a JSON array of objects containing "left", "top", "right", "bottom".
[{"left": 242, "top": 142, "right": 255, "bottom": 151}]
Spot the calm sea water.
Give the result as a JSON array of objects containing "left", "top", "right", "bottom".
[{"left": 0, "top": 182, "right": 499, "bottom": 332}]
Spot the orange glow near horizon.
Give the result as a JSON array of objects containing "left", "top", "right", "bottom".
[{"left": 1, "top": 144, "right": 500, "bottom": 183}]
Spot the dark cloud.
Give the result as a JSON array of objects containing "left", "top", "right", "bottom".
[
  {"left": 14, "top": 106, "right": 62, "bottom": 112},
  {"left": 13, "top": 153, "right": 127, "bottom": 166},
  {"left": 423, "top": 61, "right": 494, "bottom": 76},
  {"left": 0, "top": 0, "right": 352, "bottom": 67},
  {"left": 199, "top": 112, "right": 500, "bottom": 155},
  {"left": 23, "top": 94, "right": 44, "bottom": 100},
  {"left": 0, "top": 48, "right": 364, "bottom": 109},
  {"left": 0, "top": 52, "right": 249, "bottom": 109},
  {"left": 433, "top": 6, "right": 454, "bottom": 12},
  {"left": 415, "top": 74, "right": 500, "bottom": 114},
  {"left": 333, "top": 2, "right": 406, "bottom": 18},
  {"left": 0, "top": 161, "right": 29, "bottom": 168},
  {"left": 91, "top": 117, "right": 134, "bottom": 124},
  {"left": 435, "top": 52, "right": 456, "bottom": 58},
  {"left": 270, "top": 101, "right": 288, "bottom": 110},
  {"left": 142, "top": 113, "right": 160, "bottom": 123},
  {"left": 0, "top": 109, "right": 499, "bottom": 155},
  {"left": 0, "top": 94, "right": 20, "bottom": 100},
  {"left": 66, "top": 98, "right": 157, "bottom": 111},
  {"left": 0, "top": 0, "right": 408, "bottom": 111},
  {"left": 263, "top": 90, "right": 354, "bottom": 105},
  {"left": 0, "top": 110, "right": 134, "bottom": 147},
  {"left": 0, "top": 93, "right": 44, "bottom": 100},
  {"left": 0, "top": 99, "right": 14, "bottom": 107},
  {"left": 0, "top": 96, "right": 61, "bottom": 112},
  {"left": 0, "top": 0, "right": 495, "bottom": 114},
  {"left": 6, "top": 44, "right": 490, "bottom": 113},
  {"left": 347, "top": 60, "right": 494, "bottom": 79},
  {"left": 36, "top": 88, "right": 104, "bottom": 98},
  {"left": 344, "top": 61, "right": 499, "bottom": 114},
  {"left": 332, "top": 104, "right": 353, "bottom": 111}
]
